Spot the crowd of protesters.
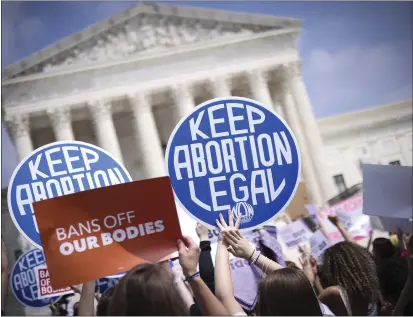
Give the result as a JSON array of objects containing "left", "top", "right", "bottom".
[{"left": 2, "top": 210, "right": 412, "bottom": 316}]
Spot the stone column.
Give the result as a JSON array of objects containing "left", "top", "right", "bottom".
[
  {"left": 282, "top": 90, "right": 323, "bottom": 206},
  {"left": 171, "top": 83, "right": 195, "bottom": 122},
  {"left": 47, "top": 107, "right": 74, "bottom": 141},
  {"left": 272, "top": 92, "right": 286, "bottom": 120},
  {"left": 208, "top": 75, "right": 232, "bottom": 97},
  {"left": 287, "top": 62, "right": 336, "bottom": 201},
  {"left": 129, "top": 92, "right": 165, "bottom": 178},
  {"left": 247, "top": 69, "right": 273, "bottom": 107},
  {"left": 89, "top": 100, "right": 124, "bottom": 164},
  {"left": 6, "top": 114, "right": 34, "bottom": 162}
]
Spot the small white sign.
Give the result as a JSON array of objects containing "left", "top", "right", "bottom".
[
  {"left": 309, "top": 230, "right": 330, "bottom": 261},
  {"left": 35, "top": 265, "right": 73, "bottom": 300},
  {"left": 278, "top": 219, "right": 313, "bottom": 249}
]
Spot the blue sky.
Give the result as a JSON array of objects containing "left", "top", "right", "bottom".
[{"left": 1, "top": 1, "right": 412, "bottom": 186}]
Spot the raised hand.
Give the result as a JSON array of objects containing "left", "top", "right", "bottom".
[
  {"left": 216, "top": 210, "right": 254, "bottom": 259},
  {"left": 328, "top": 215, "right": 341, "bottom": 227},
  {"left": 196, "top": 223, "right": 209, "bottom": 241},
  {"left": 177, "top": 236, "right": 201, "bottom": 277},
  {"left": 299, "top": 245, "right": 318, "bottom": 285}
]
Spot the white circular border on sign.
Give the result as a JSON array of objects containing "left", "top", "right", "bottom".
[
  {"left": 7, "top": 141, "right": 133, "bottom": 250},
  {"left": 164, "top": 96, "right": 302, "bottom": 231}
]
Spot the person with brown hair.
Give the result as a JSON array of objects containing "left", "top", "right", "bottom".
[
  {"left": 107, "top": 263, "right": 189, "bottom": 316},
  {"left": 316, "top": 241, "right": 392, "bottom": 316},
  {"left": 105, "top": 235, "right": 229, "bottom": 316},
  {"left": 214, "top": 210, "right": 324, "bottom": 316},
  {"left": 256, "top": 268, "right": 323, "bottom": 316},
  {"left": 96, "top": 286, "right": 115, "bottom": 316}
]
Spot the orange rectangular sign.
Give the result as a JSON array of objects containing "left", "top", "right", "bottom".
[{"left": 33, "top": 177, "right": 182, "bottom": 289}]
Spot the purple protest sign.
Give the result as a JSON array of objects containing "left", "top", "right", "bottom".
[
  {"left": 230, "top": 258, "right": 262, "bottom": 311},
  {"left": 258, "top": 229, "right": 286, "bottom": 267}
]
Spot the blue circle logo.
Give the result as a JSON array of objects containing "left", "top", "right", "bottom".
[
  {"left": 165, "top": 97, "right": 301, "bottom": 230},
  {"left": 10, "top": 249, "right": 60, "bottom": 307},
  {"left": 8, "top": 141, "right": 132, "bottom": 249}
]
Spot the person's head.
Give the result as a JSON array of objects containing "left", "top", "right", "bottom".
[
  {"left": 372, "top": 238, "right": 396, "bottom": 263},
  {"left": 319, "top": 242, "right": 381, "bottom": 313},
  {"left": 256, "top": 268, "right": 322, "bottom": 316},
  {"left": 107, "top": 263, "right": 189, "bottom": 316},
  {"left": 377, "top": 257, "right": 409, "bottom": 306},
  {"left": 97, "top": 286, "right": 116, "bottom": 316}
]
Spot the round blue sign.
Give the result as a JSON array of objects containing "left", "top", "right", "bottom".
[
  {"left": 165, "top": 97, "right": 301, "bottom": 230},
  {"left": 8, "top": 141, "right": 132, "bottom": 249},
  {"left": 10, "top": 249, "right": 60, "bottom": 307}
]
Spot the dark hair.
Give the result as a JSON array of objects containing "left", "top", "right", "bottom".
[
  {"left": 107, "top": 263, "right": 189, "bottom": 316},
  {"left": 256, "top": 268, "right": 322, "bottom": 316},
  {"left": 372, "top": 238, "right": 396, "bottom": 261},
  {"left": 97, "top": 286, "right": 116, "bottom": 316},
  {"left": 320, "top": 242, "right": 390, "bottom": 315},
  {"left": 285, "top": 261, "right": 299, "bottom": 269},
  {"left": 377, "top": 256, "right": 412, "bottom": 314}
]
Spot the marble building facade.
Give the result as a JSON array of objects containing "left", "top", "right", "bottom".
[{"left": 2, "top": 2, "right": 337, "bottom": 208}]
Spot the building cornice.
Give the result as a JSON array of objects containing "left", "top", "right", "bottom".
[
  {"left": 3, "top": 54, "right": 299, "bottom": 119},
  {"left": 2, "top": 28, "right": 299, "bottom": 86},
  {"left": 1, "top": 1, "right": 302, "bottom": 80},
  {"left": 318, "top": 100, "right": 413, "bottom": 138}
]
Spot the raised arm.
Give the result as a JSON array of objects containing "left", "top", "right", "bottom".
[
  {"left": 316, "top": 210, "right": 333, "bottom": 244},
  {"left": 218, "top": 217, "right": 283, "bottom": 274},
  {"left": 196, "top": 223, "right": 215, "bottom": 293},
  {"left": 77, "top": 281, "right": 96, "bottom": 316},
  {"left": 172, "top": 264, "right": 195, "bottom": 311},
  {"left": 215, "top": 212, "right": 245, "bottom": 315},
  {"left": 178, "top": 236, "right": 229, "bottom": 316},
  {"left": 328, "top": 215, "right": 356, "bottom": 243},
  {"left": 299, "top": 246, "right": 324, "bottom": 295}
]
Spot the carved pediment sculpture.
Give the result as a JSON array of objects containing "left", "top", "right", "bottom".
[
  {"left": 2, "top": 0, "right": 304, "bottom": 81},
  {"left": 17, "top": 13, "right": 276, "bottom": 77}
]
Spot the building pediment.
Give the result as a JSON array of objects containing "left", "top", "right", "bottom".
[{"left": 2, "top": 2, "right": 301, "bottom": 80}]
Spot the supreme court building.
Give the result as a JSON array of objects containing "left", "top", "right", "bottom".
[
  {"left": 2, "top": 2, "right": 412, "bottom": 210},
  {"left": 1, "top": 5, "right": 412, "bottom": 314}
]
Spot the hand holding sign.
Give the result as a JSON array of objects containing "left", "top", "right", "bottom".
[{"left": 33, "top": 177, "right": 182, "bottom": 289}]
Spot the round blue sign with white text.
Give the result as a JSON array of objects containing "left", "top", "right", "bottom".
[
  {"left": 165, "top": 97, "right": 301, "bottom": 230},
  {"left": 8, "top": 141, "right": 132, "bottom": 249},
  {"left": 11, "top": 249, "right": 60, "bottom": 307}
]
